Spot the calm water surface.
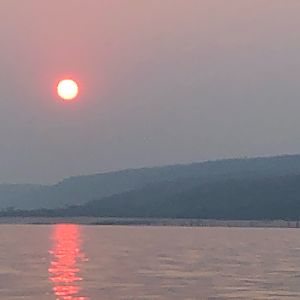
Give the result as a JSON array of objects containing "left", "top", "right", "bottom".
[{"left": 0, "top": 225, "right": 300, "bottom": 299}]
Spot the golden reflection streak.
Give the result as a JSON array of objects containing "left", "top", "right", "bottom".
[{"left": 48, "top": 224, "right": 89, "bottom": 300}]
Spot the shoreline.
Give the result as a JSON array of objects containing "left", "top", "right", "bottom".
[{"left": 0, "top": 217, "right": 299, "bottom": 228}]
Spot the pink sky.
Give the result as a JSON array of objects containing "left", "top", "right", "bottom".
[{"left": 1, "top": 1, "right": 300, "bottom": 183}]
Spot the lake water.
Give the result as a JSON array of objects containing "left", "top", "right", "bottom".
[{"left": 1, "top": 225, "right": 300, "bottom": 299}]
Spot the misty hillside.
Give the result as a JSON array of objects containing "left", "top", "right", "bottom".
[
  {"left": 77, "top": 174, "right": 300, "bottom": 220},
  {"left": 2, "top": 154, "right": 300, "bottom": 210},
  {"left": 13, "top": 174, "right": 300, "bottom": 221},
  {"left": 0, "top": 184, "right": 41, "bottom": 209}
]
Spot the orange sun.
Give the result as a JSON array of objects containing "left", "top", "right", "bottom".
[{"left": 57, "top": 79, "right": 79, "bottom": 101}]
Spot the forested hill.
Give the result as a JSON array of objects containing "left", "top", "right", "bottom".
[
  {"left": 4, "top": 173, "right": 300, "bottom": 220},
  {"left": 2, "top": 154, "right": 300, "bottom": 210},
  {"left": 60, "top": 174, "right": 300, "bottom": 220}
]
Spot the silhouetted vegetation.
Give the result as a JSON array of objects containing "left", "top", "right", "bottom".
[
  {"left": 2, "top": 173, "right": 300, "bottom": 220},
  {"left": 2, "top": 155, "right": 300, "bottom": 220},
  {"left": 2, "top": 154, "right": 300, "bottom": 210}
]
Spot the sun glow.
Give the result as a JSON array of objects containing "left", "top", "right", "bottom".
[{"left": 57, "top": 79, "right": 79, "bottom": 101}]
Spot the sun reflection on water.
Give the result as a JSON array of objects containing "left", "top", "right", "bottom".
[{"left": 48, "top": 224, "right": 88, "bottom": 300}]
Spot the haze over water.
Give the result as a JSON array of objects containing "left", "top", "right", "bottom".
[
  {"left": 2, "top": 1, "right": 300, "bottom": 184},
  {"left": 0, "top": 225, "right": 300, "bottom": 299}
]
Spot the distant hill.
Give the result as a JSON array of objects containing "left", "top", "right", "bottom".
[
  {"left": 0, "top": 184, "right": 41, "bottom": 209},
  {"left": 2, "top": 154, "right": 300, "bottom": 210},
  {"left": 56, "top": 174, "right": 300, "bottom": 220},
  {"left": 3, "top": 173, "right": 300, "bottom": 221}
]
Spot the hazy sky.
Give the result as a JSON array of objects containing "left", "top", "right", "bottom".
[{"left": 1, "top": 0, "right": 300, "bottom": 183}]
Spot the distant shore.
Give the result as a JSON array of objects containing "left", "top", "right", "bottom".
[{"left": 0, "top": 217, "right": 299, "bottom": 228}]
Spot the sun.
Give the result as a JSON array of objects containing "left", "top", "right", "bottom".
[{"left": 57, "top": 79, "right": 79, "bottom": 101}]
